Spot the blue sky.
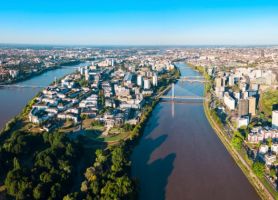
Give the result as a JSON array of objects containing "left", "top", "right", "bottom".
[{"left": 0, "top": 0, "right": 278, "bottom": 45}]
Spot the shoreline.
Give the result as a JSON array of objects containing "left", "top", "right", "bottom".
[
  {"left": 0, "top": 60, "right": 82, "bottom": 86},
  {"left": 188, "top": 62, "right": 274, "bottom": 200}
]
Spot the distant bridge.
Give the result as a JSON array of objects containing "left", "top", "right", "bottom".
[
  {"left": 0, "top": 84, "right": 45, "bottom": 89},
  {"left": 179, "top": 76, "right": 203, "bottom": 79},
  {"left": 177, "top": 66, "right": 192, "bottom": 69},
  {"left": 177, "top": 76, "right": 208, "bottom": 83},
  {"left": 61, "top": 66, "right": 80, "bottom": 69}
]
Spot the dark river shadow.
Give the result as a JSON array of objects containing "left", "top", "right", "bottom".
[{"left": 132, "top": 104, "right": 176, "bottom": 200}]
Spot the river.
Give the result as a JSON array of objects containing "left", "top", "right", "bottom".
[
  {"left": 131, "top": 62, "right": 260, "bottom": 200},
  {"left": 0, "top": 62, "right": 89, "bottom": 130}
]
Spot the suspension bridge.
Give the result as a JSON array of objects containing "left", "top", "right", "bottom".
[{"left": 159, "top": 76, "right": 206, "bottom": 101}]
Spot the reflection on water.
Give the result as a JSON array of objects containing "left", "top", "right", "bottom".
[{"left": 131, "top": 62, "right": 260, "bottom": 200}]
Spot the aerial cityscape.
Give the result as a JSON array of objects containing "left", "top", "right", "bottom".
[{"left": 1, "top": 1, "right": 278, "bottom": 200}]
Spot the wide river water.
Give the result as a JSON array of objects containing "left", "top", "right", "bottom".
[
  {"left": 131, "top": 62, "right": 260, "bottom": 200},
  {"left": 0, "top": 62, "right": 89, "bottom": 130}
]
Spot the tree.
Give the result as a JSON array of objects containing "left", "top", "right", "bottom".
[
  {"left": 94, "top": 149, "right": 107, "bottom": 168},
  {"left": 90, "top": 180, "right": 100, "bottom": 196},
  {"left": 85, "top": 167, "right": 97, "bottom": 182},
  {"left": 63, "top": 192, "right": 80, "bottom": 200},
  {"left": 100, "top": 181, "right": 118, "bottom": 199},
  {"left": 231, "top": 131, "right": 244, "bottom": 150},
  {"left": 231, "top": 136, "right": 243, "bottom": 150},
  {"left": 81, "top": 181, "right": 89, "bottom": 192},
  {"left": 33, "top": 183, "right": 46, "bottom": 199},
  {"left": 39, "top": 172, "right": 53, "bottom": 184},
  {"left": 115, "top": 175, "right": 133, "bottom": 197},
  {"left": 252, "top": 161, "right": 265, "bottom": 178},
  {"left": 111, "top": 146, "right": 126, "bottom": 173},
  {"left": 270, "top": 168, "right": 276, "bottom": 178},
  {"left": 5, "top": 169, "right": 33, "bottom": 199},
  {"left": 100, "top": 176, "right": 133, "bottom": 199},
  {"left": 49, "top": 183, "right": 62, "bottom": 200},
  {"left": 13, "top": 157, "right": 21, "bottom": 169}
]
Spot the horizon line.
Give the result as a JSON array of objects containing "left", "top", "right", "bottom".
[{"left": 1, "top": 43, "right": 278, "bottom": 48}]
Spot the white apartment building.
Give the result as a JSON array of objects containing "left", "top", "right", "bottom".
[
  {"left": 152, "top": 73, "right": 158, "bottom": 86},
  {"left": 272, "top": 110, "right": 278, "bottom": 129},
  {"left": 143, "top": 79, "right": 151, "bottom": 90},
  {"left": 137, "top": 75, "right": 143, "bottom": 87},
  {"left": 238, "top": 116, "right": 249, "bottom": 128},
  {"left": 223, "top": 92, "right": 235, "bottom": 110}
]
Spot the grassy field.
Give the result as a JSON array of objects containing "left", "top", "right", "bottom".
[{"left": 84, "top": 129, "right": 131, "bottom": 143}]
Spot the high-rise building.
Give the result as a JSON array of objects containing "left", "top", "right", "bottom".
[
  {"left": 143, "top": 79, "right": 151, "bottom": 90},
  {"left": 248, "top": 97, "right": 256, "bottom": 116},
  {"left": 228, "top": 75, "right": 234, "bottom": 86},
  {"left": 251, "top": 83, "right": 259, "bottom": 91},
  {"left": 79, "top": 67, "right": 85, "bottom": 75},
  {"left": 272, "top": 110, "right": 278, "bottom": 129},
  {"left": 233, "top": 91, "right": 241, "bottom": 101},
  {"left": 137, "top": 75, "right": 143, "bottom": 87},
  {"left": 152, "top": 73, "right": 158, "bottom": 86},
  {"left": 85, "top": 73, "right": 93, "bottom": 82},
  {"left": 215, "top": 77, "right": 222, "bottom": 88},
  {"left": 224, "top": 92, "right": 235, "bottom": 110},
  {"left": 222, "top": 77, "right": 226, "bottom": 87},
  {"left": 238, "top": 116, "right": 249, "bottom": 128},
  {"left": 240, "top": 82, "right": 247, "bottom": 92},
  {"left": 238, "top": 99, "right": 249, "bottom": 117}
]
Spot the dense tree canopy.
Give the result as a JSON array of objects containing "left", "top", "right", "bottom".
[
  {"left": 79, "top": 145, "right": 135, "bottom": 200},
  {"left": 0, "top": 131, "right": 81, "bottom": 200}
]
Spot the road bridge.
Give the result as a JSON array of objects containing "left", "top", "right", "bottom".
[
  {"left": 0, "top": 84, "right": 45, "bottom": 89},
  {"left": 158, "top": 83, "right": 207, "bottom": 101}
]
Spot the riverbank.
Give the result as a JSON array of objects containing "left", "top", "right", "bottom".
[
  {"left": 0, "top": 60, "right": 82, "bottom": 85},
  {"left": 189, "top": 63, "right": 274, "bottom": 200}
]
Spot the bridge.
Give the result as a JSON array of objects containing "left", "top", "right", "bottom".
[
  {"left": 160, "top": 95, "right": 206, "bottom": 100},
  {"left": 177, "top": 76, "right": 208, "bottom": 83},
  {"left": 158, "top": 83, "right": 207, "bottom": 101},
  {"left": 0, "top": 84, "right": 45, "bottom": 89},
  {"left": 61, "top": 66, "right": 80, "bottom": 69},
  {"left": 177, "top": 66, "right": 192, "bottom": 69}
]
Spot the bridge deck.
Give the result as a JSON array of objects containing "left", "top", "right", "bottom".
[
  {"left": 160, "top": 95, "right": 206, "bottom": 100},
  {"left": 0, "top": 84, "right": 45, "bottom": 88}
]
